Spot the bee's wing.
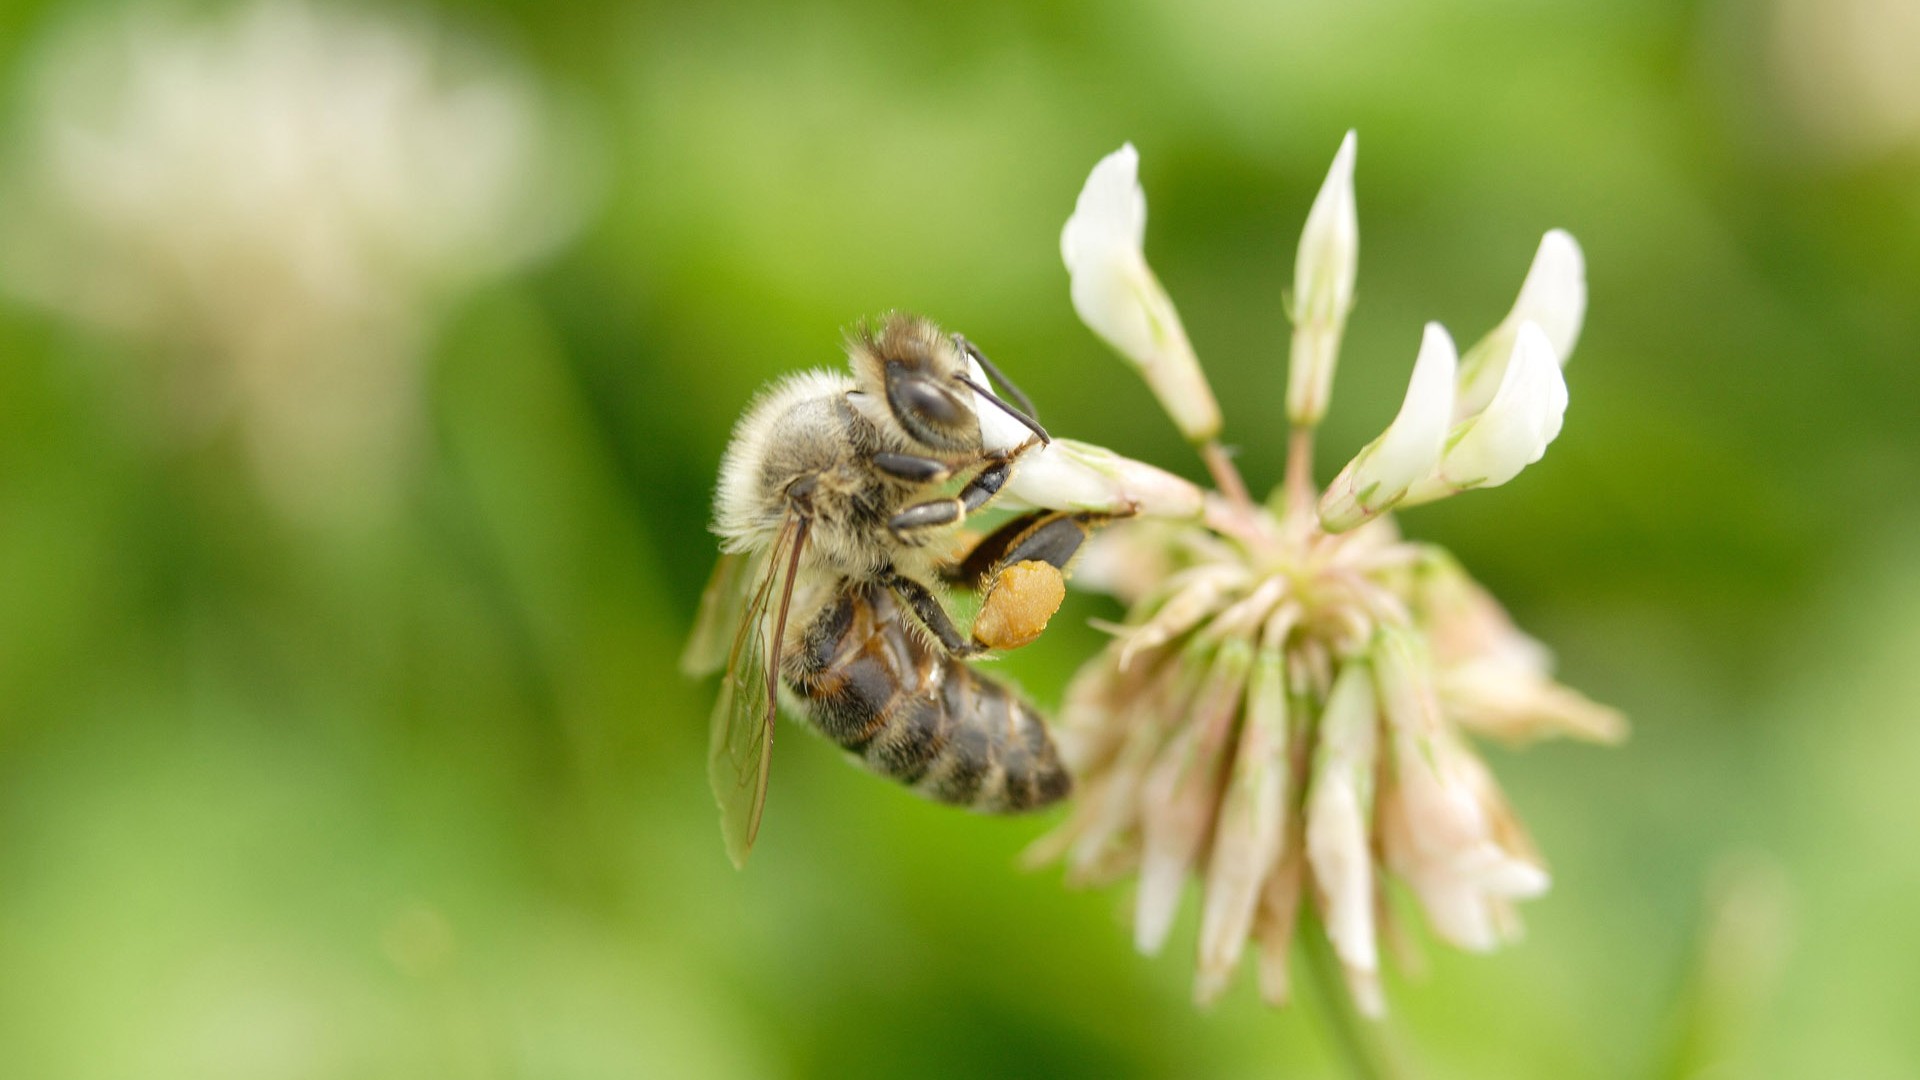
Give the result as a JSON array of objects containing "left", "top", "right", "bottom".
[
  {"left": 681, "top": 551, "right": 755, "bottom": 677},
  {"left": 707, "top": 515, "right": 811, "bottom": 868}
]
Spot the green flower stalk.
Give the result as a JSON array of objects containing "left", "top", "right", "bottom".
[{"left": 1033, "top": 137, "right": 1624, "bottom": 1016}]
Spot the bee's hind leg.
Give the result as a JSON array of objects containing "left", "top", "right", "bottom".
[
  {"left": 959, "top": 510, "right": 1116, "bottom": 652},
  {"left": 954, "top": 510, "right": 1111, "bottom": 588}
]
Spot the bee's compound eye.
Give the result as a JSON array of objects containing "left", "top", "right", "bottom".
[
  {"left": 887, "top": 371, "right": 975, "bottom": 449},
  {"left": 893, "top": 374, "right": 966, "bottom": 426}
]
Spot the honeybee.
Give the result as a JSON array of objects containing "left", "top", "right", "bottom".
[{"left": 682, "top": 314, "right": 1108, "bottom": 867}]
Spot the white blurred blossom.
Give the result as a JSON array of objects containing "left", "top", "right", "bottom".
[
  {"left": 1, "top": 1, "right": 590, "bottom": 524},
  {"left": 1768, "top": 0, "right": 1920, "bottom": 164},
  {"left": 1033, "top": 133, "right": 1621, "bottom": 1018}
]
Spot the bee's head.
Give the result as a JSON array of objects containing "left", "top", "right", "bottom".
[
  {"left": 847, "top": 312, "right": 980, "bottom": 452},
  {"left": 847, "top": 312, "right": 1048, "bottom": 455}
]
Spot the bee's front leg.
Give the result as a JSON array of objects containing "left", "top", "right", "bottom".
[
  {"left": 871, "top": 452, "right": 952, "bottom": 484},
  {"left": 885, "top": 454, "right": 1015, "bottom": 541},
  {"left": 957, "top": 456, "right": 1015, "bottom": 513}
]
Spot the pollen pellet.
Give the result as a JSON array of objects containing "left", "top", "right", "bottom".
[{"left": 973, "top": 560, "right": 1067, "bottom": 651}]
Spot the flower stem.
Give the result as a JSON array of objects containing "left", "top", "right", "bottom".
[
  {"left": 1283, "top": 426, "right": 1317, "bottom": 523},
  {"left": 1301, "top": 929, "right": 1401, "bottom": 1080},
  {"left": 1200, "top": 438, "right": 1253, "bottom": 511}
]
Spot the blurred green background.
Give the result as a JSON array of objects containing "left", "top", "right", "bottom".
[{"left": 0, "top": 0, "right": 1916, "bottom": 1076}]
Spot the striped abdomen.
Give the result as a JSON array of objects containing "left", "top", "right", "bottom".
[{"left": 783, "top": 580, "right": 1070, "bottom": 812}]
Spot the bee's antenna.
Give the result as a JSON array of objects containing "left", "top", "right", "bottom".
[
  {"left": 953, "top": 335, "right": 1039, "bottom": 419},
  {"left": 955, "top": 373, "right": 1050, "bottom": 445}
]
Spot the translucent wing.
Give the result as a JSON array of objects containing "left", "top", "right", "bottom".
[
  {"left": 681, "top": 551, "right": 754, "bottom": 677},
  {"left": 707, "top": 516, "right": 810, "bottom": 868}
]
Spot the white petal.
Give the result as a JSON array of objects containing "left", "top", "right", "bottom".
[
  {"left": 1513, "top": 229, "right": 1587, "bottom": 362},
  {"left": 1194, "top": 638, "right": 1291, "bottom": 1002},
  {"left": 1001, "top": 438, "right": 1205, "bottom": 519},
  {"left": 1305, "top": 661, "right": 1379, "bottom": 977},
  {"left": 1437, "top": 322, "right": 1566, "bottom": 490},
  {"left": 1003, "top": 440, "right": 1120, "bottom": 511},
  {"left": 1317, "top": 322, "right": 1456, "bottom": 531},
  {"left": 1061, "top": 143, "right": 1146, "bottom": 267},
  {"left": 1292, "top": 130, "right": 1358, "bottom": 325},
  {"left": 1370, "top": 323, "right": 1459, "bottom": 489},
  {"left": 1373, "top": 633, "right": 1551, "bottom": 952},
  {"left": 1286, "top": 130, "right": 1359, "bottom": 426},
  {"left": 1454, "top": 230, "right": 1586, "bottom": 419},
  {"left": 1441, "top": 660, "right": 1630, "bottom": 745},
  {"left": 1060, "top": 145, "right": 1221, "bottom": 441},
  {"left": 967, "top": 356, "right": 1033, "bottom": 454},
  {"left": 1061, "top": 144, "right": 1156, "bottom": 368}
]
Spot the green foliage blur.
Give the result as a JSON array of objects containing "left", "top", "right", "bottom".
[{"left": 0, "top": 0, "right": 1916, "bottom": 1076}]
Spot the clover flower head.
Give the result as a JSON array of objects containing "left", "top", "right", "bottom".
[{"left": 1034, "top": 137, "right": 1624, "bottom": 1015}]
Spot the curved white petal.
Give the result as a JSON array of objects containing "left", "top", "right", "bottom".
[
  {"left": 1318, "top": 322, "right": 1456, "bottom": 531},
  {"left": 1061, "top": 145, "right": 1221, "bottom": 441},
  {"left": 1061, "top": 143, "right": 1146, "bottom": 266},
  {"left": 1438, "top": 322, "right": 1566, "bottom": 490},
  {"left": 1061, "top": 145, "right": 1154, "bottom": 364},
  {"left": 1454, "top": 229, "right": 1586, "bottom": 419},
  {"left": 1513, "top": 229, "right": 1586, "bottom": 361},
  {"left": 967, "top": 356, "right": 1033, "bottom": 454}
]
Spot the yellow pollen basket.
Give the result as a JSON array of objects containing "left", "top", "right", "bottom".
[{"left": 972, "top": 560, "right": 1068, "bottom": 651}]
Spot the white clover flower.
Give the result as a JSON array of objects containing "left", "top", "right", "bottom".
[
  {"left": 1061, "top": 144, "right": 1222, "bottom": 443},
  {"left": 1453, "top": 229, "right": 1586, "bottom": 420},
  {"left": 1286, "top": 130, "right": 1358, "bottom": 428},
  {"left": 1770, "top": 0, "right": 1920, "bottom": 164},
  {"left": 1033, "top": 132, "right": 1622, "bottom": 1018},
  {"left": 0, "top": 1, "right": 589, "bottom": 524},
  {"left": 1318, "top": 322, "right": 1456, "bottom": 532},
  {"left": 1001, "top": 438, "right": 1207, "bottom": 521},
  {"left": 1326, "top": 319, "right": 1569, "bottom": 527},
  {"left": 1320, "top": 229, "right": 1581, "bottom": 530},
  {"left": 1401, "top": 321, "right": 1568, "bottom": 506}
]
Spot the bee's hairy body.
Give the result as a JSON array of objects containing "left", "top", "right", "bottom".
[
  {"left": 715, "top": 367, "right": 945, "bottom": 583},
  {"left": 784, "top": 578, "right": 1069, "bottom": 811},
  {"left": 706, "top": 313, "right": 1072, "bottom": 814}
]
